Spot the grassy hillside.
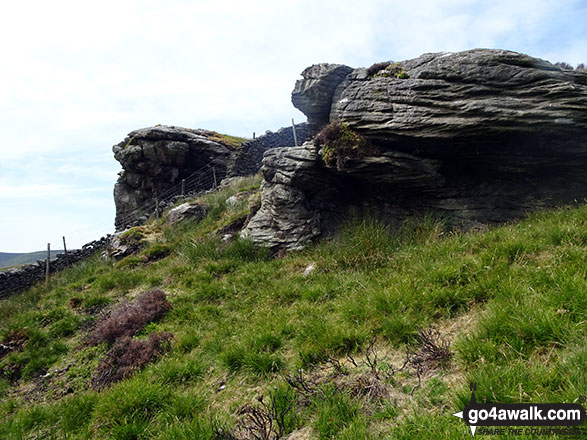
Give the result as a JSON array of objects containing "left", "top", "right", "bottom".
[
  {"left": 0, "top": 176, "right": 585, "bottom": 439},
  {"left": 0, "top": 251, "right": 65, "bottom": 270}
]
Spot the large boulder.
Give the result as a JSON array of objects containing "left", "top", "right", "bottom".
[
  {"left": 245, "top": 49, "right": 587, "bottom": 250},
  {"left": 113, "top": 126, "right": 235, "bottom": 230}
]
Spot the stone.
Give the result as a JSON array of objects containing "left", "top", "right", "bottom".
[
  {"left": 246, "top": 49, "right": 587, "bottom": 251},
  {"left": 107, "top": 230, "right": 143, "bottom": 260},
  {"left": 303, "top": 263, "right": 316, "bottom": 277},
  {"left": 328, "top": 49, "right": 587, "bottom": 148},
  {"left": 166, "top": 202, "right": 209, "bottom": 224}
]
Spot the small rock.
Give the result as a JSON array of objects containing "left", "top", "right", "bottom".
[
  {"left": 303, "top": 263, "right": 316, "bottom": 277},
  {"left": 167, "top": 202, "right": 208, "bottom": 224}
]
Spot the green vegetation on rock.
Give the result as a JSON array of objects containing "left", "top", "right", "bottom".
[{"left": 314, "top": 121, "right": 376, "bottom": 170}]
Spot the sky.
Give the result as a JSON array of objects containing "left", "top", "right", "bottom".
[{"left": 1, "top": 0, "right": 586, "bottom": 252}]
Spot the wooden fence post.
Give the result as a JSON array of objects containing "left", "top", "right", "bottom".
[
  {"left": 212, "top": 167, "right": 217, "bottom": 188},
  {"left": 62, "top": 236, "right": 68, "bottom": 264},
  {"left": 45, "top": 243, "right": 50, "bottom": 287},
  {"left": 292, "top": 118, "right": 298, "bottom": 147},
  {"left": 181, "top": 179, "right": 185, "bottom": 196}
]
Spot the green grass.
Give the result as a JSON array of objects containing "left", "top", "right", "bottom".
[{"left": 0, "top": 178, "right": 585, "bottom": 439}]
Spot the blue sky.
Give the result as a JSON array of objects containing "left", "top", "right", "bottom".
[{"left": 1, "top": 0, "right": 586, "bottom": 252}]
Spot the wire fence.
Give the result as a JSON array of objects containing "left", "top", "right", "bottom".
[
  {"left": 30, "top": 162, "right": 224, "bottom": 259},
  {"left": 113, "top": 162, "right": 221, "bottom": 231}
]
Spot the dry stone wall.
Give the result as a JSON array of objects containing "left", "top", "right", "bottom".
[{"left": 227, "top": 123, "right": 311, "bottom": 177}]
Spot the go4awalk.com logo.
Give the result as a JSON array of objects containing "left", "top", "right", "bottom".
[{"left": 453, "top": 384, "right": 586, "bottom": 436}]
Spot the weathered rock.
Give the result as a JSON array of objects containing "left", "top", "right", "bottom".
[
  {"left": 292, "top": 64, "right": 354, "bottom": 132},
  {"left": 107, "top": 230, "right": 144, "bottom": 260},
  {"left": 113, "top": 125, "right": 235, "bottom": 230},
  {"left": 241, "top": 144, "right": 322, "bottom": 250},
  {"left": 246, "top": 49, "right": 587, "bottom": 250},
  {"left": 166, "top": 202, "right": 209, "bottom": 224}
]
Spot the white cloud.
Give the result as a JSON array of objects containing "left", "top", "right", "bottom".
[{"left": 0, "top": 183, "right": 108, "bottom": 199}]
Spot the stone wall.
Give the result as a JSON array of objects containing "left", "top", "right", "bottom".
[
  {"left": 0, "top": 237, "right": 110, "bottom": 298},
  {"left": 227, "top": 123, "right": 311, "bottom": 177}
]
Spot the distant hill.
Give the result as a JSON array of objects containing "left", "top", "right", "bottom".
[{"left": 0, "top": 250, "right": 65, "bottom": 269}]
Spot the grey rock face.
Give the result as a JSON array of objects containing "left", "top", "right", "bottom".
[
  {"left": 246, "top": 49, "right": 587, "bottom": 250},
  {"left": 113, "top": 126, "right": 234, "bottom": 230},
  {"left": 330, "top": 49, "right": 587, "bottom": 146},
  {"left": 166, "top": 202, "right": 209, "bottom": 224},
  {"left": 292, "top": 64, "right": 354, "bottom": 132},
  {"left": 241, "top": 144, "right": 322, "bottom": 250}
]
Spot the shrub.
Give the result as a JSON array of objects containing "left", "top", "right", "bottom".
[
  {"left": 314, "top": 121, "right": 375, "bottom": 170},
  {"left": 366, "top": 61, "right": 408, "bottom": 79},
  {"left": 366, "top": 61, "right": 391, "bottom": 77},
  {"left": 87, "top": 289, "right": 172, "bottom": 345},
  {"left": 93, "top": 332, "right": 172, "bottom": 387}
]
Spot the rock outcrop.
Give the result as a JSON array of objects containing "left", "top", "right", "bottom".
[
  {"left": 113, "top": 126, "right": 235, "bottom": 230},
  {"left": 244, "top": 49, "right": 587, "bottom": 250},
  {"left": 242, "top": 145, "right": 322, "bottom": 250}
]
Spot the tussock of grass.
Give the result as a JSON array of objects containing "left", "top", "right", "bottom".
[{"left": 0, "top": 184, "right": 585, "bottom": 438}]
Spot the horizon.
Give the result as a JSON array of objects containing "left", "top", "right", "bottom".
[{"left": 1, "top": 0, "right": 586, "bottom": 252}]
